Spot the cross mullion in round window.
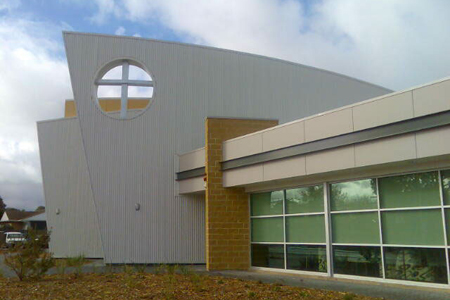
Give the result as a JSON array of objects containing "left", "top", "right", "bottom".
[{"left": 95, "top": 60, "right": 154, "bottom": 119}]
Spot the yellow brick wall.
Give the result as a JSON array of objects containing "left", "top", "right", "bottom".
[
  {"left": 64, "top": 99, "right": 150, "bottom": 118},
  {"left": 205, "top": 118, "right": 278, "bottom": 270}
]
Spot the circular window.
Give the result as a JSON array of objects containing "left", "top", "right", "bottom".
[{"left": 95, "top": 60, "right": 154, "bottom": 119}]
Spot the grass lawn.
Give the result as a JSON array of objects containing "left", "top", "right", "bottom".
[{"left": 0, "top": 271, "right": 383, "bottom": 300}]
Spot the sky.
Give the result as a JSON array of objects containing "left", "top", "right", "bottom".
[{"left": 1, "top": 0, "right": 450, "bottom": 210}]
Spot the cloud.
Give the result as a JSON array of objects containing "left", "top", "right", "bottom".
[
  {"left": 3, "top": 0, "right": 450, "bottom": 210},
  {"left": 0, "top": 17, "right": 72, "bottom": 210},
  {"left": 87, "top": 0, "right": 450, "bottom": 90},
  {"left": 0, "top": 0, "right": 21, "bottom": 12},
  {"left": 115, "top": 26, "right": 126, "bottom": 35},
  {"left": 89, "top": 0, "right": 123, "bottom": 25}
]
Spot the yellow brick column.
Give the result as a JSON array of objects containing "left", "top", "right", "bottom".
[{"left": 205, "top": 118, "right": 278, "bottom": 271}]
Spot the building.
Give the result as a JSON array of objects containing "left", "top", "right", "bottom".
[
  {"left": 21, "top": 212, "right": 47, "bottom": 232},
  {"left": 38, "top": 32, "right": 450, "bottom": 288},
  {"left": 0, "top": 209, "right": 46, "bottom": 232}
]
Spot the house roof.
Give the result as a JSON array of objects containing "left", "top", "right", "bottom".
[
  {"left": 0, "top": 209, "right": 44, "bottom": 222},
  {"left": 21, "top": 212, "right": 46, "bottom": 222}
]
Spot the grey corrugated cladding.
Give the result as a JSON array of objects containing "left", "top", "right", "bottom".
[
  {"left": 60, "top": 32, "right": 390, "bottom": 263},
  {"left": 37, "top": 118, "right": 104, "bottom": 258}
]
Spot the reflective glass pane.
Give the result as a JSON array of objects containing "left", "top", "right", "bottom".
[
  {"left": 286, "top": 215, "right": 325, "bottom": 243},
  {"left": 442, "top": 170, "right": 450, "bottom": 205},
  {"left": 287, "top": 245, "right": 327, "bottom": 273},
  {"left": 330, "top": 179, "right": 377, "bottom": 211},
  {"left": 332, "top": 212, "right": 380, "bottom": 244},
  {"left": 446, "top": 209, "right": 450, "bottom": 245},
  {"left": 251, "top": 218, "right": 284, "bottom": 242},
  {"left": 333, "top": 246, "right": 382, "bottom": 277},
  {"left": 379, "top": 172, "right": 440, "bottom": 208},
  {"left": 384, "top": 247, "right": 448, "bottom": 284},
  {"left": 286, "top": 185, "right": 324, "bottom": 214},
  {"left": 250, "top": 191, "right": 284, "bottom": 216},
  {"left": 251, "top": 244, "right": 284, "bottom": 269},
  {"left": 382, "top": 210, "right": 444, "bottom": 246}
]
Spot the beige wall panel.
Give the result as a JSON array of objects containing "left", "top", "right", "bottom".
[
  {"left": 223, "top": 133, "right": 263, "bottom": 160},
  {"left": 305, "top": 146, "right": 355, "bottom": 175},
  {"left": 305, "top": 109, "right": 353, "bottom": 142},
  {"left": 263, "top": 156, "right": 306, "bottom": 181},
  {"left": 413, "top": 80, "right": 450, "bottom": 117},
  {"left": 355, "top": 134, "right": 416, "bottom": 167},
  {"left": 179, "top": 148, "right": 205, "bottom": 172},
  {"left": 262, "top": 121, "right": 305, "bottom": 152},
  {"left": 222, "top": 165, "right": 264, "bottom": 187},
  {"left": 416, "top": 126, "right": 450, "bottom": 158},
  {"left": 246, "top": 155, "right": 450, "bottom": 194},
  {"left": 353, "top": 92, "right": 414, "bottom": 131},
  {"left": 179, "top": 177, "right": 205, "bottom": 194}
]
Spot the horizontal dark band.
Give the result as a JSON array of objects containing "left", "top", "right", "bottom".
[
  {"left": 176, "top": 167, "right": 206, "bottom": 181},
  {"left": 221, "top": 110, "right": 450, "bottom": 171}
]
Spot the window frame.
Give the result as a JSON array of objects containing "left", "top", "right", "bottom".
[
  {"left": 94, "top": 59, "right": 154, "bottom": 119},
  {"left": 249, "top": 168, "right": 450, "bottom": 287}
]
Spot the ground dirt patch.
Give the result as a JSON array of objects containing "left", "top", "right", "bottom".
[{"left": 0, "top": 272, "right": 383, "bottom": 300}]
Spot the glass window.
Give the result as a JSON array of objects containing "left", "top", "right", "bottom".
[
  {"left": 250, "top": 191, "right": 284, "bottom": 216},
  {"left": 285, "top": 185, "right": 324, "bottom": 214},
  {"left": 446, "top": 209, "right": 450, "bottom": 245},
  {"left": 332, "top": 212, "right": 380, "bottom": 244},
  {"left": 251, "top": 244, "right": 284, "bottom": 269},
  {"left": 286, "top": 215, "right": 325, "bottom": 243},
  {"left": 379, "top": 172, "right": 440, "bottom": 208},
  {"left": 251, "top": 218, "right": 284, "bottom": 242},
  {"left": 287, "top": 245, "right": 327, "bottom": 273},
  {"left": 384, "top": 247, "right": 448, "bottom": 284},
  {"left": 333, "top": 246, "right": 382, "bottom": 277},
  {"left": 442, "top": 170, "right": 450, "bottom": 205},
  {"left": 95, "top": 60, "right": 154, "bottom": 120},
  {"left": 330, "top": 179, "right": 377, "bottom": 211},
  {"left": 382, "top": 210, "right": 444, "bottom": 246}
]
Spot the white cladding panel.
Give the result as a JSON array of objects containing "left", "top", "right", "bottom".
[
  {"left": 63, "top": 32, "right": 390, "bottom": 263},
  {"left": 179, "top": 148, "right": 205, "bottom": 172},
  {"left": 221, "top": 79, "right": 450, "bottom": 187},
  {"left": 179, "top": 177, "right": 205, "bottom": 194},
  {"left": 37, "top": 118, "right": 103, "bottom": 258}
]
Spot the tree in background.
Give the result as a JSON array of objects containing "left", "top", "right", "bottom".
[{"left": 0, "top": 195, "right": 6, "bottom": 218}]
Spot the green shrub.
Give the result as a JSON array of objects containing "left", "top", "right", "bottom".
[
  {"left": 166, "top": 264, "right": 177, "bottom": 275},
  {"left": 343, "top": 293, "right": 357, "bottom": 300},
  {"left": 271, "top": 284, "right": 282, "bottom": 292},
  {"left": 179, "top": 265, "right": 192, "bottom": 275},
  {"left": 154, "top": 263, "right": 166, "bottom": 275},
  {"left": 299, "top": 290, "right": 309, "bottom": 298},
  {"left": 3, "top": 229, "right": 54, "bottom": 281},
  {"left": 67, "top": 255, "right": 85, "bottom": 277},
  {"left": 55, "top": 259, "right": 67, "bottom": 275},
  {"left": 132, "top": 264, "right": 147, "bottom": 273}
]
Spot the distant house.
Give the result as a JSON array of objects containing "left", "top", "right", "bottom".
[
  {"left": 21, "top": 212, "right": 47, "bottom": 232},
  {"left": 0, "top": 209, "right": 46, "bottom": 232}
]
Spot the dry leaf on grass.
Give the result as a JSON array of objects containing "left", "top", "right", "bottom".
[{"left": 0, "top": 273, "right": 383, "bottom": 300}]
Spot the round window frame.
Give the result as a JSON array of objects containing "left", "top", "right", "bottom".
[{"left": 92, "top": 58, "right": 156, "bottom": 120}]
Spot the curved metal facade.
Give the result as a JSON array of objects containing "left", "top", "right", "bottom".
[
  {"left": 37, "top": 118, "right": 103, "bottom": 258},
  {"left": 40, "top": 32, "right": 391, "bottom": 263}
]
